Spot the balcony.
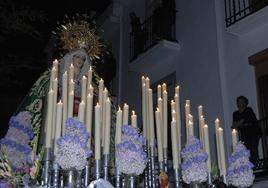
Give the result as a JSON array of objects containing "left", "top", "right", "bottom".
[
  {"left": 225, "top": 0, "right": 268, "bottom": 35},
  {"left": 129, "top": 7, "right": 180, "bottom": 82}
]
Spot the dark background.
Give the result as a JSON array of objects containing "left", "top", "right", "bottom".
[{"left": 0, "top": 0, "right": 112, "bottom": 137}]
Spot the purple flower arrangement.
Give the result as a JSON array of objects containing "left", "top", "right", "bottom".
[
  {"left": 181, "top": 136, "right": 208, "bottom": 184},
  {"left": 0, "top": 111, "right": 33, "bottom": 169},
  {"left": 227, "top": 142, "right": 254, "bottom": 188},
  {"left": 116, "top": 125, "right": 147, "bottom": 175},
  {"left": 55, "top": 118, "right": 92, "bottom": 170}
]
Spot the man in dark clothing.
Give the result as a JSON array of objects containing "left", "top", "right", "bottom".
[{"left": 232, "top": 96, "right": 261, "bottom": 162}]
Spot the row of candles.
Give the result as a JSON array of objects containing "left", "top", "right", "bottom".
[
  {"left": 44, "top": 60, "right": 138, "bottom": 160},
  {"left": 44, "top": 60, "right": 240, "bottom": 182},
  {"left": 140, "top": 76, "right": 239, "bottom": 180}
]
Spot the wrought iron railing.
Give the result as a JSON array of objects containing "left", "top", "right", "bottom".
[
  {"left": 225, "top": 0, "right": 268, "bottom": 27},
  {"left": 129, "top": 8, "right": 176, "bottom": 62}
]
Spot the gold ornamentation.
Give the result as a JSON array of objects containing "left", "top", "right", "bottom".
[{"left": 55, "top": 15, "right": 103, "bottom": 60}]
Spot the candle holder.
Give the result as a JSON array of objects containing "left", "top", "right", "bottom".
[
  {"left": 150, "top": 146, "right": 156, "bottom": 188},
  {"left": 222, "top": 174, "right": 227, "bottom": 185},
  {"left": 174, "top": 168, "right": 181, "bottom": 188},
  {"left": 207, "top": 172, "right": 212, "bottom": 185},
  {"left": 95, "top": 159, "right": 101, "bottom": 179},
  {"left": 159, "top": 161, "right": 164, "bottom": 172},
  {"left": 103, "top": 154, "right": 109, "bottom": 181},
  {"left": 143, "top": 143, "right": 149, "bottom": 188},
  {"left": 115, "top": 166, "right": 121, "bottom": 188},
  {"left": 147, "top": 146, "right": 152, "bottom": 188},
  {"left": 62, "top": 169, "right": 78, "bottom": 188},
  {"left": 125, "top": 174, "right": 137, "bottom": 188},
  {"left": 51, "top": 162, "right": 60, "bottom": 187},
  {"left": 163, "top": 148, "right": 168, "bottom": 172},
  {"left": 41, "top": 147, "right": 52, "bottom": 186},
  {"left": 84, "top": 160, "right": 90, "bottom": 187}
]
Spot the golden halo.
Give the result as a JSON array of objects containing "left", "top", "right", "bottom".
[{"left": 56, "top": 15, "right": 103, "bottom": 60}]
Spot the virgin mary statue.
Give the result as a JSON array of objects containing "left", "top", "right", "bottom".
[{"left": 2, "top": 16, "right": 117, "bottom": 171}]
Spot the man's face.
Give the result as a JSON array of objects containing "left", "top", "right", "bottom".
[{"left": 237, "top": 98, "right": 247, "bottom": 111}]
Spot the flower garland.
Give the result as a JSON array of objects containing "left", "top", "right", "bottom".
[
  {"left": 116, "top": 125, "right": 147, "bottom": 175},
  {"left": 181, "top": 136, "right": 208, "bottom": 184},
  {"left": 55, "top": 118, "right": 92, "bottom": 170},
  {"left": 227, "top": 142, "right": 255, "bottom": 188}
]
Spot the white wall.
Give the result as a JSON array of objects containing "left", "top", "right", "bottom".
[
  {"left": 174, "top": 0, "right": 224, "bottom": 161},
  {"left": 215, "top": 1, "right": 268, "bottom": 155}
]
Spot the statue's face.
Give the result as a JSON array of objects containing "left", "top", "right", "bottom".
[{"left": 73, "top": 54, "right": 86, "bottom": 69}]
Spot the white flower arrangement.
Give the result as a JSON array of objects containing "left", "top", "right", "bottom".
[
  {"left": 116, "top": 125, "right": 147, "bottom": 175},
  {"left": 181, "top": 136, "right": 208, "bottom": 184},
  {"left": 55, "top": 118, "right": 92, "bottom": 171},
  {"left": 227, "top": 142, "right": 255, "bottom": 188}
]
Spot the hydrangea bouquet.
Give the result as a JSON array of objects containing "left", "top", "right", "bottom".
[
  {"left": 227, "top": 142, "right": 254, "bottom": 188},
  {"left": 0, "top": 111, "right": 44, "bottom": 187},
  {"left": 116, "top": 125, "right": 147, "bottom": 175},
  {"left": 55, "top": 117, "right": 92, "bottom": 170},
  {"left": 181, "top": 136, "right": 208, "bottom": 184}
]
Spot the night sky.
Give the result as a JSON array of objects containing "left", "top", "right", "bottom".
[{"left": 0, "top": 0, "right": 111, "bottom": 137}]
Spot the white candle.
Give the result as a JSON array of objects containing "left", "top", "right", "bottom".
[
  {"left": 203, "top": 124, "right": 211, "bottom": 172},
  {"left": 175, "top": 85, "right": 179, "bottom": 96},
  {"left": 115, "top": 107, "right": 123, "bottom": 144},
  {"left": 185, "top": 101, "right": 190, "bottom": 137},
  {"left": 98, "top": 79, "right": 104, "bottom": 104},
  {"left": 199, "top": 116, "right": 205, "bottom": 142},
  {"left": 45, "top": 90, "right": 54, "bottom": 148},
  {"left": 52, "top": 59, "right": 59, "bottom": 79},
  {"left": 94, "top": 103, "right": 101, "bottom": 160},
  {"left": 172, "top": 110, "right": 176, "bottom": 120},
  {"left": 88, "top": 84, "right": 94, "bottom": 97},
  {"left": 49, "top": 67, "right": 57, "bottom": 90},
  {"left": 155, "top": 109, "right": 163, "bottom": 162},
  {"left": 218, "top": 127, "right": 227, "bottom": 176},
  {"left": 69, "top": 79, "right": 74, "bottom": 94},
  {"left": 145, "top": 77, "right": 150, "bottom": 141},
  {"left": 69, "top": 64, "right": 74, "bottom": 82},
  {"left": 148, "top": 89, "right": 155, "bottom": 147},
  {"left": 53, "top": 59, "right": 59, "bottom": 68},
  {"left": 171, "top": 118, "right": 179, "bottom": 169},
  {"left": 78, "top": 100, "right": 85, "bottom": 123},
  {"left": 87, "top": 66, "right": 92, "bottom": 87},
  {"left": 102, "top": 88, "right": 108, "bottom": 147},
  {"left": 51, "top": 78, "right": 58, "bottom": 141},
  {"left": 188, "top": 120, "right": 194, "bottom": 138},
  {"left": 68, "top": 91, "right": 74, "bottom": 118},
  {"left": 86, "top": 94, "right": 93, "bottom": 149},
  {"left": 62, "top": 71, "right": 68, "bottom": 135},
  {"left": 198, "top": 105, "right": 204, "bottom": 140},
  {"left": 171, "top": 100, "right": 175, "bottom": 112},
  {"left": 81, "top": 76, "right": 87, "bottom": 103},
  {"left": 232, "top": 129, "right": 238, "bottom": 151},
  {"left": 163, "top": 90, "right": 168, "bottom": 148},
  {"left": 215, "top": 118, "right": 221, "bottom": 171},
  {"left": 162, "top": 83, "right": 166, "bottom": 92},
  {"left": 174, "top": 93, "right": 181, "bottom": 163},
  {"left": 157, "top": 85, "right": 162, "bottom": 99},
  {"left": 54, "top": 100, "right": 63, "bottom": 155},
  {"left": 104, "top": 98, "right": 111, "bottom": 154},
  {"left": 157, "top": 97, "right": 163, "bottom": 140},
  {"left": 123, "top": 103, "right": 129, "bottom": 125},
  {"left": 131, "top": 110, "right": 137, "bottom": 128},
  {"left": 142, "top": 83, "right": 147, "bottom": 140},
  {"left": 198, "top": 105, "right": 203, "bottom": 118}
]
